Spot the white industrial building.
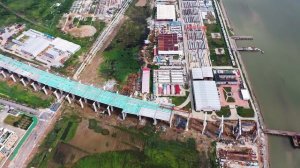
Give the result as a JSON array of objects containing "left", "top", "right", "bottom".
[
  {"left": 192, "top": 67, "right": 213, "bottom": 80},
  {"left": 156, "top": 5, "right": 176, "bottom": 21},
  {"left": 192, "top": 80, "right": 221, "bottom": 111},
  {"left": 51, "top": 38, "right": 81, "bottom": 54},
  {"left": 20, "top": 37, "right": 50, "bottom": 57},
  {"left": 241, "top": 89, "right": 250, "bottom": 101},
  {"left": 11, "top": 29, "right": 81, "bottom": 67}
]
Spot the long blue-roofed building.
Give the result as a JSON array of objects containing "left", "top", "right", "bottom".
[{"left": 0, "top": 54, "right": 174, "bottom": 124}]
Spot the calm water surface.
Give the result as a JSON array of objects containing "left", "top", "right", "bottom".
[{"left": 222, "top": 0, "right": 300, "bottom": 167}]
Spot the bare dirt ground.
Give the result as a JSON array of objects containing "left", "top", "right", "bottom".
[
  {"left": 78, "top": 16, "right": 127, "bottom": 87},
  {"left": 68, "top": 25, "right": 97, "bottom": 38},
  {"left": 69, "top": 119, "right": 134, "bottom": 154},
  {"left": 135, "top": 0, "right": 147, "bottom": 6}
]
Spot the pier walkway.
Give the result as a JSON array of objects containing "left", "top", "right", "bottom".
[
  {"left": 263, "top": 129, "right": 300, "bottom": 137},
  {"left": 231, "top": 36, "right": 253, "bottom": 40}
]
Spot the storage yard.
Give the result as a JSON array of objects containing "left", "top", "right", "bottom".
[{"left": 68, "top": 0, "right": 124, "bottom": 21}]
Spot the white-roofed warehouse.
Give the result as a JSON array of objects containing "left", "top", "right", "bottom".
[
  {"left": 156, "top": 4, "right": 176, "bottom": 21},
  {"left": 20, "top": 37, "right": 50, "bottom": 57},
  {"left": 192, "top": 80, "right": 221, "bottom": 111},
  {"left": 51, "top": 38, "right": 81, "bottom": 54}
]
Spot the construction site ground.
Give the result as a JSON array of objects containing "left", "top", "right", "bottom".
[
  {"left": 78, "top": 17, "right": 127, "bottom": 87},
  {"left": 32, "top": 102, "right": 215, "bottom": 167}
]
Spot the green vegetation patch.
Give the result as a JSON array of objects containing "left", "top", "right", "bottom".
[
  {"left": 28, "top": 114, "right": 81, "bottom": 167},
  {"left": 74, "top": 150, "right": 143, "bottom": 168},
  {"left": 0, "top": 81, "right": 53, "bottom": 108},
  {"left": 216, "top": 106, "right": 231, "bottom": 118},
  {"left": 227, "top": 97, "right": 235, "bottom": 102},
  {"left": 5, "top": 114, "right": 33, "bottom": 130},
  {"left": 208, "top": 141, "right": 220, "bottom": 168},
  {"left": 99, "top": 3, "right": 151, "bottom": 83},
  {"left": 74, "top": 134, "right": 203, "bottom": 168},
  {"left": 88, "top": 119, "right": 110, "bottom": 135},
  {"left": 171, "top": 94, "right": 188, "bottom": 106},
  {"left": 237, "top": 107, "right": 255, "bottom": 118},
  {"left": 60, "top": 121, "right": 79, "bottom": 142},
  {"left": 205, "top": 9, "right": 232, "bottom": 66},
  {"left": 223, "top": 87, "right": 231, "bottom": 92},
  {"left": 4, "top": 114, "right": 21, "bottom": 126}
]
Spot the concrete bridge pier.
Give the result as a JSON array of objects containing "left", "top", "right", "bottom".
[
  {"left": 122, "top": 112, "right": 126, "bottom": 120},
  {"left": 20, "top": 78, "right": 27, "bottom": 87},
  {"left": 10, "top": 74, "right": 16, "bottom": 82},
  {"left": 93, "top": 102, "right": 97, "bottom": 112},
  {"left": 107, "top": 106, "right": 111, "bottom": 116},
  {"left": 0, "top": 70, "right": 6, "bottom": 78},
  {"left": 218, "top": 116, "right": 224, "bottom": 139},
  {"left": 42, "top": 86, "right": 48, "bottom": 95},
  {"left": 66, "top": 94, "right": 71, "bottom": 104},
  {"left": 96, "top": 102, "right": 101, "bottom": 108},
  {"left": 202, "top": 112, "right": 207, "bottom": 135},
  {"left": 53, "top": 90, "right": 60, "bottom": 99},
  {"left": 31, "top": 82, "right": 37, "bottom": 91},
  {"left": 153, "top": 118, "right": 157, "bottom": 125},
  {"left": 169, "top": 113, "right": 174, "bottom": 128},
  {"left": 79, "top": 98, "right": 84, "bottom": 108},
  {"left": 139, "top": 115, "right": 142, "bottom": 121},
  {"left": 185, "top": 118, "right": 190, "bottom": 131}
]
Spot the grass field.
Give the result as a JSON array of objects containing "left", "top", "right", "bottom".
[
  {"left": 171, "top": 92, "right": 188, "bottom": 107},
  {"left": 237, "top": 107, "right": 255, "bottom": 118},
  {"left": 216, "top": 106, "right": 231, "bottom": 118},
  {"left": 206, "top": 23, "right": 232, "bottom": 66},
  {"left": 74, "top": 150, "right": 143, "bottom": 168},
  {"left": 0, "top": 81, "right": 53, "bottom": 108},
  {"left": 74, "top": 127, "right": 203, "bottom": 168}
]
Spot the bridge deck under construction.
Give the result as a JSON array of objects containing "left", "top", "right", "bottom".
[{"left": 0, "top": 54, "right": 173, "bottom": 121}]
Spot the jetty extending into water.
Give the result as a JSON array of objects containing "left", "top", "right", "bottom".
[
  {"left": 263, "top": 129, "right": 300, "bottom": 148},
  {"left": 231, "top": 36, "right": 253, "bottom": 40},
  {"left": 237, "top": 47, "right": 265, "bottom": 54}
]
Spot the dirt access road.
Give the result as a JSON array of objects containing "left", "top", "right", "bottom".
[{"left": 78, "top": 17, "right": 127, "bottom": 87}]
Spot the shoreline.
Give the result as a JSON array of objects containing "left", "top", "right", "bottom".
[{"left": 213, "top": 0, "right": 270, "bottom": 167}]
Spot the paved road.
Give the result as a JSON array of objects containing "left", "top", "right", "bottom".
[
  {"left": 0, "top": 99, "right": 39, "bottom": 115},
  {"left": 73, "top": 0, "right": 132, "bottom": 79},
  {"left": 0, "top": 99, "right": 57, "bottom": 168}
]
